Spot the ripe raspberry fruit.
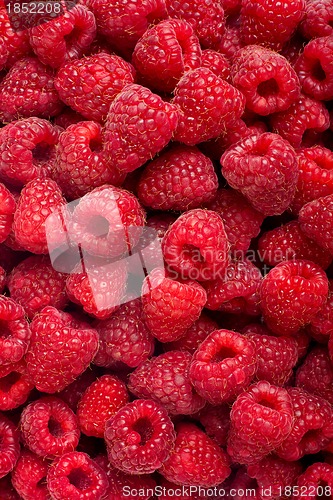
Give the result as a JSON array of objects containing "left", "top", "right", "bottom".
[
  {"left": 142, "top": 268, "right": 207, "bottom": 342},
  {"left": 300, "top": 0, "right": 333, "bottom": 39},
  {"left": 0, "top": 9, "right": 31, "bottom": 67},
  {"left": 138, "top": 145, "right": 218, "bottom": 212},
  {"left": 29, "top": 4, "right": 96, "bottom": 68},
  {"left": 240, "top": 0, "right": 306, "bottom": 51},
  {"left": 296, "top": 346, "right": 333, "bottom": 405},
  {"left": 77, "top": 375, "right": 129, "bottom": 438},
  {"left": 0, "top": 183, "right": 15, "bottom": 244},
  {"left": 221, "top": 132, "right": 298, "bottom": 216},
  {"left": 0, "top": 57, "right": 63, "bottom": 123},
  {"left": 105, "top": 399, "right": 175, "bottom": 474},
  {"left": 103, "top": 84, "right": 178, "bottom": 173},
  {"left": 299, "top": 194, "right": 333, "bottom": 254},
  {"left": 93, "top": 298, "right": 155, "bottom": 368},
  {"left": 0, "top": 413, "right": 20, "bottom": 478},
  {"left": 129, "top": 351, "right": 205, "bottom": 415},
  {"left": 309, "top": 280, "right": 333, "bottom": 341},
  {"left": 0, "top": 361, "right": 34, "bottom": 411},
  {"left": 11, "top": 449, "right": 49, "bottom": 500},
  {"left": 0, "top": 295, "right": 31, "bottom": 365},
  {"left": 58, "top": 369, "right": 97, "bottom": 412},
  {"left": 47, "top": 451, "right": 108, "bottom": 500},
  {"left": 215, "top": 24, "right": 242, "bottom": 61},
  {"left": 26, "top": 306, "right": 98, "bottom": 393},
  {"left": 164, "top": 312, "right": 218, "bottom": 354},
  {"left": 260, "top": 259, "right": 329, "bottom": 335},
  {"left": 207, "top": 189, "right": 264, "bottom": 255},
  {"left": 172, "top": 67, "right": 245, "bottom": 146},
  {"left": 194, "top": 404, "right": 230, "bottom": 447},
  {"left": 189, "top": 329, "right": 257, "bottom": 404},
  {"left": 162, "top": 209, "right": 230, "bottom": 282},
  {"left": 20, "top": 396, "right": 80, "bottom": 458},
  {"left": 160, "top": 422, "right": 230, "bottom": 487},
  {"left": 227, "top": 381, "right": 294, "bottom": 465},
  {"left": 133, "top": 19, "right": 201, "bottom": 93},
  {"left": 296, "top": 463, "right": 333, "bottom": 496},
  {"left": 201, "top": 49, "right": 231, "bottom": 80},
  {"left": 276, "top": 387, "right": 333, "bottom": 461},
  {"left": 54, "top": 52, "right": 136, "bottom": 122}
]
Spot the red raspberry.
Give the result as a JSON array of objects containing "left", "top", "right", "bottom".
[
  {"left": 54, "top": 108, "right": 86, "bottom": 129},
  {"left": 54, "top": 52, "right": 136, "bottom": 122},
  {"left": 162, "top": 209, "right": 230, "bottom": 282},
  {"left": 53, "top": 121, "right": 125, "bottom": 200},
  {"left": 243, "top": 324, "right": 299, "bottom": 386},
  {"left": 270, "top": 94, "right": 330, "bottom": 149},
  {"left": 133, "top": 19, "right": 201, "bottom": 93},
  {"left": 29, "top": 5, "right": 96, "bottom": 68},
  {"left": 300, "top": 0, "right": 333, "bottom": 39},
  {"left": 201, "top": 49, "right": 231, "bottom": 80},
  {"left": 296, "top": 346, "right": 333, "bottom": 405},
  {"left": 77, "top": 375, "right": 129, "bottom": 438},
  {"left": 0, "top": 57, "right": 63, "bottom": 123},
  {"left": 57, "top": 369, "right": 97, "bottom": 412},
  {"left": 172, "top": 67, "right": 245, "bottom": 145},
  {"left": 47, "top": 451, "right": 108, "bottom": 500},
  {"left": 138, "top": 145, "right": 218, "bottom": 212},
  {"left": 295, "top": 35, "right": 333, "bottom": 101},
  {"left": 0, "top": 413, "right": 20, "bottom": 478},
  {"left": 299, "top": 194, "right": 333, "bottom": 254},
  {"left": 231, "top": 45, "right": 300, "bottom": 116},
  {"left": 189, "top": 329, "right": 257, "bottom": 404},
  {"left": 258, "top": 221, "right": 332, "bottom": 270},
  {"left": 260, "top": 259, "right": 329, "bottom": 335},
  {"left": 0, "top": 361, "right": 34, "bottom": 411},
  {"left": 93, "top": 298, "right": 155, "bottom": 368},
  {"left": 215, "top": 24, "right": 242, "bottom": 61},
  {"left": 240, "top": 0, "right": 306, "bottom": 51},
  {"left": 141, "top": 268, "right": 207, "bottom": 342},
  {"left": 105, "top": 399, "right": 175, "bottom": 474},
  {"left": 20, "top": 396, "right": 80, "bottom": 458},
  {"left": 282, "top": 33, "right": 308, "bottom": 66},
  {"left": 13, "top": 178, "right": 67, "bottom": 254},
  {"left": 0, "top": 295, "right": 31, "bottom": 365},
  {"left": 0, "top": 9, "right": 31, "bottom": 67},
  {"left": 295, "top": 463, "right": 333, "bottom": 497},
  {"left": 0, "top": 265, "right": 5, "bottom": 293},
  {"left": 292, "top": 146, "right": 333, "bottom": 214},
  {"left": 103, "top": 84, "right": 178, "bottom": 173},
  {"left": 308, "top": 280, "right": 333, "bottom": 341},
  {"left": 0, "top": 182, "right": 15, "bottom": 243},
  {"left": 26, "top": 306, "right": 98, "bottom": 393},
  {"left": 11, "top": 449, "right": 49, "bottom": 500},
  {"left": 221, "top": 132, "right": 298, "bottom": 216},
  {"left": 276, "top": 387, "right": 333, "bottom": 461},
  {"left": 160, "top": 422, "right": 230, "bottom": 487},
  {"left": 227, "top": 381, "right": 294, "bottom": 465},
  {"left": 165, "top": 0, "right": 225, "bottom": 48},
  {"left": 293, "top": 329, "right": 311, "bottom": 361},
  {"left": 204, "top": 259, "right": 262, "bottom": 316},
  {"left": 194, "top": 404, "right": 230, "bottom": 447},
  {"left": 129, "top": 351, "right": 205, "bottom": 415},
  {"left": 207, "top": 189, "right": 264, "bottom": 255},
  {"left": 8, "top": 255, "right": 67, "bottom": 319},
  {"left": 164, "top": 313, "right": 218, "bottom": 354},
  {"left": 0, "top": 117, "right": 60, "bottom": 187}
]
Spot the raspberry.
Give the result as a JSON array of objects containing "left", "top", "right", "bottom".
[
  {"left": 11, "top": 449, "right": 49, "bottom": 500},
  {"left": 172, "top": 67, "right": 245, "bottom": 146},
  {"left": 13, "top": 178, "right": 67, "bottom": 254},
  {"left": 29, "top": 4, "right": 96, "bottom": 68},
  {"left": 270, "top": 94, "right": 330, "bottom": 149},
  {"left": 58, "top": 369, "right": 97, "bottom": 412},
  {"left": 0, "top": 361, "right": 34, "bottom": 411},
  {"left": 291, "top": 146, "right": 333, "bottom": 214},
  {"left": 204, "top": 259, "right": 262, "bottom": 316},
  {"left": 141, "top": 268, "right": 207, "bottom": 342},
  {"left": 0, "top": 182, "right": 15, "bottom": 243},
  {"left": 296, "top": 346, "right": 333, "bottom": 405},
  {"left": 282, "top": 33, "right": 307, "bottom": 66},
  {"left": 227, "top": 381, "right": 294, "bottom": 465},
  {"left": 8, "top": 255, "right": 67, "bottom": 319},
  {"left": 54, "top": 52, "right": 136, "bottom": 122},
  {"left": 129, "top": 351, "right": 205, "bottom": 415},
  {"left": 160, "top": 422, "right": 230, "bottom": 487},
  {"left": 276, "top": 387, "right": 333, "bottom": 461},
  {"left": 93, "top": 298, "right": 155, "bottom": 368},
  {"left": 0, "top": 295, "right": 31, "bottom": 365},
  {"left": 77, "top": 375, "right": 129, "bottom": 438},
  {"left": 53, "top": 108, "right": 86, "bottom": 129},
  {"left": 221, "top": 132, "right": 298, "bottom": 216},
  {"left": 0, "top": 266, "right": 5, "bottom": 293},
  {"left": 0, "top": 117, "right": 60, "bottom": 187},
  {"left": 133, "top": 19, "right": 201, "bottom": 93},
  {"left": 295, "top": 463, "right": 333, "bottom": 496},
  {"left": 215, "top": 24, "right": 242, "bottom": 61},
  {"left": 164, "top": 313, "right": 218, "bottom": 354},
  {"left": 0, "top": 9, "right": 31, "bottom": 67},
  {"left": 260, "top": 259, "right": 329, "bottom": 336},
  {"left": 0, "top": 413, "right": 20, "bottom": 478},
  {"left": 309, "top": 280, "right": 333, "bottom": 341},
  {"left": 299, "top": 194, "right": 333, "bottom": 254},
  {"left": 26, "top": 306, "right": 98, "bottom": 393},
  {"left": 240, "top": 0, "right": 306, "bottom": 51},
  {"left": 194, "top": 404, "right": 230, "bottom": 447},
  {"left": 54, "top": 122, "right": 125, "bottom": 200},
  {"left": 47, "top": 451, "right": 108, "bottom": 500},
  {"left": 103, "top": 84, "right": 178, "bottom": 173},
  {"left": 206, "top": 189, "right": 264, "bottom": 255},
  {"left": 0, "top": 57, "right": 63, "bottom": 123},
  {"left": 162, "top": 209, "right": 230, "bottom": 282},
  {"left": 243, "top": 324, "right": 299, "bottom": 386},
  {"left": 300, "top": 0, "right": 333, "bottom": 39},
  {"left": 20, "top": 396, "right": 80, "bottom": 458},
  {"left": 105, "top": 399, "right": 175, "bottom": 474},
  {"left": 201, "top": 49, "right": 231, "bottom": 80},
  {"left": 138, "top": 145, "right": 218, "bottom": 212}
]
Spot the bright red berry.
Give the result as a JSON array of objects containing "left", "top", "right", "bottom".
[
  {"left": 0, "top": 361, "right": 34, "bottom": 411},
  {"left": 164, "top": 312, "right": 218, "bottom": 354},
  {"left": 300, "top": 0, "right": 333, "bottom": 39},
  {"left": 0, "top": 295, "right": 31, "bottom": 365},
  {"left": 295, "top": 463, "right": 333, "bottom": 497},
  {"left": 0, "top": 413, "right": 20, "bottom": 478},
  {"left": 11, "top": 449, "right": 49, "bottom": 500},
  {"left": 201, "top": 49, "right": 231, "bottom": 80},
  {"left": 299, "top": 194, "right": 333, "bottom": 254},
  {"left": 296, "top": 346, "right": 333, "bottom": 405},
  {"left": 0, "top": 182, "right": 15, "bottom": 244}
]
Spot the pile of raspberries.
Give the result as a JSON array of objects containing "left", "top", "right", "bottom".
[{"left": 2, "top": 0, "right": 333, "bottom": 497}]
